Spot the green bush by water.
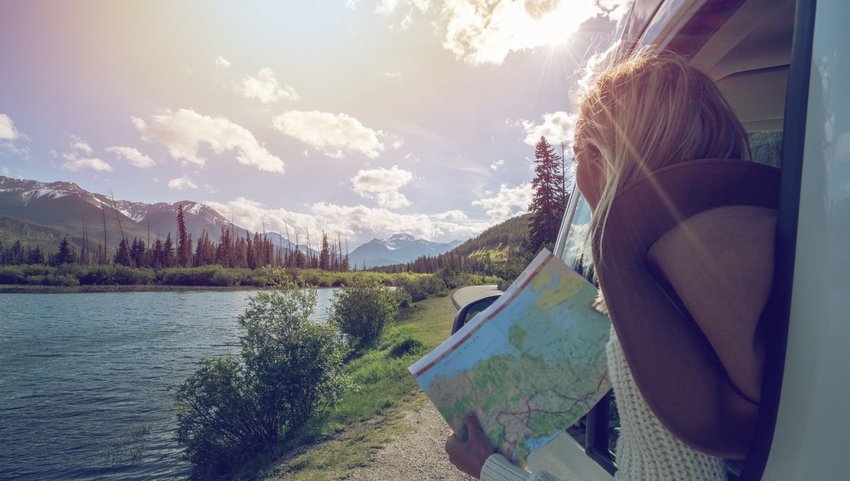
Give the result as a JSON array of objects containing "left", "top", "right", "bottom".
[
  {"left": 174, "top": 281, "right": 350, "bottom": 477},
  {"left": 330, "top": 278, "right": 401, "bottom": 345}
]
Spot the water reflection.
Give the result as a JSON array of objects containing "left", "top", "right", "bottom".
[{"left": 0, "top": 288, "right": 337, "bottom": 481}]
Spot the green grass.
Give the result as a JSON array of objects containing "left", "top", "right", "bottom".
[
  {"left": 236, "top": 294, "right": 456, "bottom": 481},
  {"left": 0, "top": 265, "right": 435, "bottom": 291}
]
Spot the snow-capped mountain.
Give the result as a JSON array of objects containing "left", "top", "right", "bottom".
[
  {"left": 1, "top": 176, "right": 243, "bottom": 247},
  {"left": 349, "top": 233, "right": 463, "bottom": 268},
  {"left": 1, "top": 177, "right": 458, "bottom": 263}
]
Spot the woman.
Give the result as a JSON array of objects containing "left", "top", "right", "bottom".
[{"left": 446, "top": 49, "right": 778, "bottom": 481}]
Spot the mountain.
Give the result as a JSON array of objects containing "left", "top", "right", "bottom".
[
  {"left": 0, "top": 176, "right": 299, "bottom": 253},
  {"left": 450, "top": 213, "right": 532, "bottom": 261},
  {"left": 349, "top": 233, "right": 463, "bottom": 268}
]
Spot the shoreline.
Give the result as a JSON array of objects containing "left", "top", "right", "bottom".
[{"left": 0, "top": 284, "right": 265, "bottom": 294}]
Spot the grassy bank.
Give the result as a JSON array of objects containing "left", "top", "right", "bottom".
[
  {"left": 0, "top": 284, "right": 262, "bottom": 293},
  {"left": 0, "top": 265, "right": 492, "bottom": 294},
  {"left": 233, "top": 293, "right": 456, "bottom": 481}
]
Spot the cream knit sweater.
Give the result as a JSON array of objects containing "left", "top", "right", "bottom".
[{"left": 479, "top": 329, "right": 728, "bottom": 481}]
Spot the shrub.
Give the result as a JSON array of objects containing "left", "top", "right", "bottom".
[
  {"left": 22, "top": 264, "right": 53, "bottom": 276},
  {"left": 175, "top": 281, "right": 348, "bottom": 475},
  {"left": 112, "top": 266, "right": 154, "bottom": 285},
  {"left": 44, "top": 273, "right": 80, "bottom": 286},
  {"left": 394, "top": 287, "right": 413, "bottom": 309},
  {"left": 331, "top": 278, "right": 399, "bottom": 345},
  {"left": 389, "top": 337, "right": 423, "bottom": 358},
  {"left": 396, "top": 274, "right": 447, "bottom": 302},
  {"left": 0, "top": 265, "right": 25, "bottom": 284},
  {"left": 77, "top": 265, "right": 116, "bottom": 285},
  {"left": 24, "top": 274, "right": 46, "bottom": 285},
  {"left": 210, "top": 268, "right": 242, "bottom": 286}
]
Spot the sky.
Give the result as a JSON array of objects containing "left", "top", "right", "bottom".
[{"left": 0, "top": 0, "right": 627, "bottom": 247}]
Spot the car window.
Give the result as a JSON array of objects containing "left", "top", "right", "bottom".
[{"left": 558, "top": 193, "right": 594, "bottom": 282}]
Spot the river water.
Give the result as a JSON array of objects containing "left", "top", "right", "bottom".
[{"left": 0, "top": 289, "right": 337, "bottom": 480}]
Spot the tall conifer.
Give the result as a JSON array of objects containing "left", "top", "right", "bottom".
[
  {"left": 529, "top": 136, "right": 567, "bottom": 251},
  {"left": 176, "top": 205, "right": 191, "bottom": 267}
]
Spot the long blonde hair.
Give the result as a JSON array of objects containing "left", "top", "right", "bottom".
[{"left": 574, "top": 48, "right": 750, "bottom": 262}]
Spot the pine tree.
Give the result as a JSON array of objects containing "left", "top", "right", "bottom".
[
  {"left": 319, "top": 232, "right": 330, "bottom": 271},
  {"left": 56, "top": 237, "right": 74, "bottom": 265},
  {"left": 27, "top": 245, "right": 44, "bottom": 264},
  {"left": 163, "top": 233, "right": 176, "bottom": 267},
  {"left": 176, "top": 205, "right": 191, "bottom": 267},
  {"left": 131, "top": 238, "right": 146, "bottom": 267},
  {"left": 529, "top": 136, "right": 567, "bottom": 251},
  {"left": 152, "top": 238, "right": 164, "bottom": 268},
  {"left": 114, "top": 238, "right": 131, "bottom": 266}
]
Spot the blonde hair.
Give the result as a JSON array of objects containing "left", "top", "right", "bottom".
[{"left": 573, "top": 48, "right": 750, "bottom": 264}]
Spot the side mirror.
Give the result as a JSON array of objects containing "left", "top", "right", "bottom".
[{"left": 451, "top": 295, "right": 501, "bottom": 334}]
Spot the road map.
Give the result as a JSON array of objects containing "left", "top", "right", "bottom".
[{"left": 409, "top": 249, "right": 611, "bottom": 466}]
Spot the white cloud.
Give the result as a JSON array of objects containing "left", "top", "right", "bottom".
[
  {"left": 519, "top": 111, "right": 575, "bottom": 146},
  {"left": 376, "top": 0, "right": 402, "bottom": 15},
  {"left": 236, "top": 68, "right": 299, "bottom": 104},
  {"left": 69, "top": 135, "right": 94, "bottom": 154},
  {"left": 351, "top": 165, "right": 413, "bottom": 209},
  {"left": 60, "top": 157, "right": 113, "bottom": 172},
  {"left": 133, "top": 108, "right": 285, "bottom": 173},
  {"left": 0, "top": 113, "right": 22, "bottom": 141},
  {"left": 215, "top": 56, "right": 231, "bottom": 69},
  {"left": 376, "top": 0, "right": 430, "bottom": 15},
  {"left": 576, "top": 38, "right": 621, "bottom": 93},
  {"left": 105, "top": 146, "right": 155, "bottom": 168},
  {"left": 272, "top": 110, "right": 386, "bottom": 158},
  {"left": 2, "top": 166, "right": 10, "bottom": 177},
  {"left": 373, "top": 1, "right": 627, "bottom": 64},
  {"left": 383, "top": 71, "right": 403, "bottom": 78},
  {"left": 472, "top": 182, "right": 533, "bottom": 221},
  {"left": 0, "top": 113, "right": 30, "bottom": 156},
  {"left": 398, "top": 11, "right": 414, "bottom": 30},
  {"left": 376, "top": 0, "right": 431, "bottom": 30},
  {"left": 374, "top": 191, "right": 411, "bottom": 209},
  {"left": 345, "top": 0, "right": 359, "bottom": 9},
  {"left": 489, "top": 159, "right": 504, "bottom": 171},
  {"left": 313, "top": 201, "right": 487, "bottom": 244},
  {"left": 206, "top": 197, "right": 488, "bottom": 247},
  {"left": 439, "top": 0, "right": 628, "bottom": 65},
  {"left": 168, "top": 175, "right": 198, "bottom": 190},
  {"left": 351, "top": 165, "right": 412, "bottom": 193},
  {"left": 58, "top": 135, "right": 111, "bottom": 171},
  {"left": 434, "top": 209, "right": 468, "bottom": 222}
]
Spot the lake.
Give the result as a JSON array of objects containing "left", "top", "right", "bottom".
[{"left": 0, "top": 289, "right": 338, "bottom": 481}]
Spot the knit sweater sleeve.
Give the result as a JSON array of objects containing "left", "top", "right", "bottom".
[
  {"left": 607, "top": 329, "right": 728, "bottom": 481},
  {"left": 480, "top": 454, "right": 563, "bottom": 481}
]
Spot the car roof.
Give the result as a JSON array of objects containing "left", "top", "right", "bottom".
[{"left": 618, "top": 0, "right": 794, "bottom": 132}]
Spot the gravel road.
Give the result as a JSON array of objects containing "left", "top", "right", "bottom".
[{"left": 341, "top": 402, "right": 475, "bottom": 481}]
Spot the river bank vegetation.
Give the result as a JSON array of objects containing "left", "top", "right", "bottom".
[{"left": 174, "top": 276, "right": 461, "bottom": 480}]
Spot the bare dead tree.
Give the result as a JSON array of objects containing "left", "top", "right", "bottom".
[
  {"left": 81, "top": 216, "right": 89, "bottom": 265},
  {"left": 101, "top": 203, "right": 108, "bottom": 264}
]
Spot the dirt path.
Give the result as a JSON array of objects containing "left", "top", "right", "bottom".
[{"left": 340, "top": 402, "right": 475, "bottom": 481}]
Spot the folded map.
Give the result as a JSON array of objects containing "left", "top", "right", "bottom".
[{"left": 409, "top": 249, "right": 611, "bottom": 466}]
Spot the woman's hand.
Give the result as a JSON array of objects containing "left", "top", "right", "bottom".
[{"left": 445, "top": 411, "right": 496, "bottom": 479}]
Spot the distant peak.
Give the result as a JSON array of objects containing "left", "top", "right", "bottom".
[{"left": 389, "top": 233, "right": 415, "bottom": 241}]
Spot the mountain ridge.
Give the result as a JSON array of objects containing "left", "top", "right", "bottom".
[
  {"left": 349, "top": 234, "right": 463, "bottom": 268},
  {"left": 0, "top": 176, "right": 465, "bottom": 261}
]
